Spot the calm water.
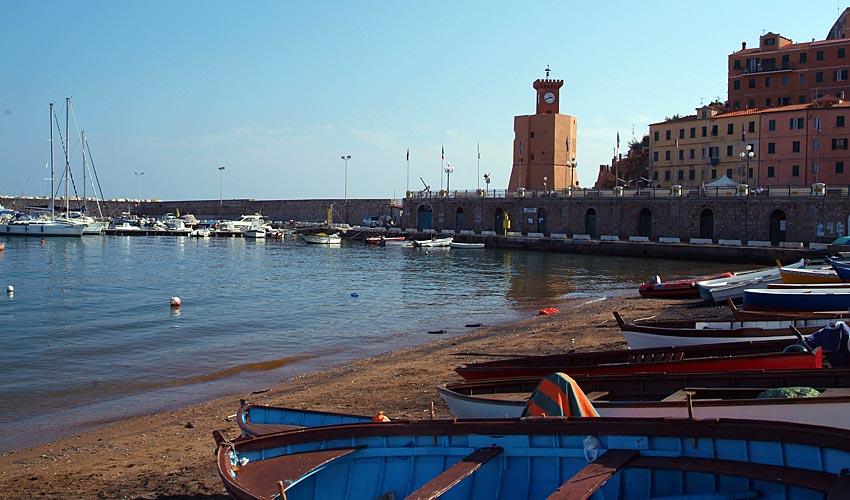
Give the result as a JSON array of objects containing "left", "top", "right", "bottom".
[{"left": 0, "top": 235, "right": 737, "bottom": 452}]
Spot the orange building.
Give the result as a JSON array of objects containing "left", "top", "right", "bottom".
[
  {"left": 728, "top": 9, "right": 850, "bottom": 110},
  {"left": 508, "top": 69, "right": 578, "bottom": 191}
]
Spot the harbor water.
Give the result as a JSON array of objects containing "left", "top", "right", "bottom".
[{"left": 0, "top": 235, "right": 737, "bottom": 452}]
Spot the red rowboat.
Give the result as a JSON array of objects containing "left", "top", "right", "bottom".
[
  {"left": 639, "top": 272, "right": 733, "bottom": 299},
  {"left": 454, "top": 338, "right": 821, "bottom": 381}
]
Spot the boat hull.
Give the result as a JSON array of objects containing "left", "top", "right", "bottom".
[
  {"left": 744, "top": 288, "right": 850, "bottom": 312},
  {"left": 0, "top": 221, "right": 85, "bottom": 236}
]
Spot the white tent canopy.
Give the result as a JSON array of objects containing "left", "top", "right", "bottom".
[{"left": 706, "top": 175, "right": 739, "bottom": 187}]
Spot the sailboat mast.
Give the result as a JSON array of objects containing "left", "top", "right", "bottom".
[
  {"left": 81, "top": 129, "right": 87, "bottom": 214},
  {"left": 50, "top": 102, "right": 55, "bottom": 218},
  {"left": 65, "top": 97, "right": 70, "bottom": 218}
]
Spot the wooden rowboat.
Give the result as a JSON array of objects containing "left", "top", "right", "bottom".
[
  {"left": 638, "top": 272, "right": 733, "bottom": 299},
  {"left": 743, "top": 287, "right": 850, "bottom": 312},
  {"left": 437, "top": 369, "right": 850, "bottom": 427},
  {"left": 454, "top": 338, "right": 822, "bottom": 381},
  {"left": 365, "top": 236, "right": 407, "bottom": 245},
  {"left": 613, "top": 310, "right": 829, "bottom": 349},
  {"left": 727, "top": 298, "right": 850, "bottom": 320},
  {"left": 237, "top": 401, "right": 376, "bottom": 437},
  {"left": 214, "top": 417, "right": 850, "bottom": 500},
  {"left": 413, "top": 237, "right": 453, "bottom": 247}
]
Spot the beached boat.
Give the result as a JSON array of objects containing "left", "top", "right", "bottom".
[
  {"left": 727, "top": 298, "right": 850, "bottom": 321},
  {"left": 613, "top": 310, "right": 830, "bottom": 349},
  {"left": 779, "top": 264, "right": 842, "bottom": 284},
  {"left": 449, "top": 241, "right": 485, "bottom": 249},
  {"left": 302, "top": 232, "right": 342, "bottom": 244},
  {"left": 638, "top": 272, "right": 733, "bottom": 298},
  {"left": 454, "top": 338, "right": 822, "bottom": 380},
  {"left": 214, "top": 416, "right": 850, "bottom": 500},
  {"left": 0, "top": 242, "right": 4, "bottom": 251},
  {"left": 237, "top": 402, "right": 377, "bottom": 437},
  {"left": 413, "top": 236, "right": 453, "bottom": 247},
  {"left": 827, "top": 255, "right": 850, "bottom": 281},
  {"left": 743, "top": 287, "right": 850, "bottom": 312},
  {"left": 699, "top": 259, "right": 805, "bottom": 303},
  {"left": 437, "top": 370, "right": 850, "bottom": 427}
]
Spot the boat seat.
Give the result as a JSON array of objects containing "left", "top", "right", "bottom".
[
  {"left": 627, "top": 351, "right": 685, "bottom": 364},
  {"left": 585, "top": 391, "right": 610, "bottom": 401},
  {"left": 403, "top": 446, "right": 503, "bottom": 500},
  {"left": 547, "top": 449, "right": 639, "bottom": 499},
  {"left": 233, "top": 447, "right": 360, "bottom": 499},
  {"left": 661, "top": 389, "right": 697, "bottom": 402}
]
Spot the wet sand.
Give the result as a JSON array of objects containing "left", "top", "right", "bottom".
[{"left": 0, "top": 293, "right": 727, "bottom": 499}]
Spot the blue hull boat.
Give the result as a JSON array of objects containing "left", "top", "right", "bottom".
[
  {"left": 743, "top": 287, "right": 850, "bottom": 312},
  {"left": 214, "top": 417, "right": 850, "bottom": 500},
  {"left": 237, "top": 401, "right": 375, "bottom": 437}
]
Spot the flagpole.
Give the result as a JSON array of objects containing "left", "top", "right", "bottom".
[
  {"left": 406, "top": 154, "right": 410, "bottom": 195},
  {"left": 477, "top": 142, "right": 480, "bottom": 191},
  {"left": 440, "top": 145, "right": 444, "bottom": 191}
]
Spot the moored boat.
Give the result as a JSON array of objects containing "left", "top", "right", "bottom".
[
  {"left": 638, "top": 272, "right": 733, "bottom": 298},
  {"left": 699, "top": 259, "right": 805, "bottom": 303},
  {"left": 365, "top": 235, "right": 406, "bottom": 245},
  {"left": 779, "top": 264, "right": 842, "bottom": 284},
  {"left": 437, "top": 370, "right": 850, "bottom": 427},
  {"left": 454, "top": 338, "right": 822, "bottom": 380},
  {"left": 413, "top": 236, "right": 453, "bottom": 247},
  {"left": 214, "top": 416, "right": 850, "bottom": 500},
  {"left": 743, "top": 287, "right": 850, "bottom": 312},
  {"left": 827, "top": 255, "right": 850, "bottom": 281},
  {"left": 449, "top": 241, "right": 485, "bottom": 249},
  {"left": 302, "top": 232, "right": 342, "bottom": 244}
]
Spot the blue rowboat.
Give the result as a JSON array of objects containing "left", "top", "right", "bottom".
[
  {"left": 237, "top": 401, "right": 376, "bottom": 437},
  {"left": 214, "top": 417, "right": 850, "bottom": 500},
  {"left": 743, "top": 287, "right": 850, "bottom": 312},
  {"left": 827, "top": 256, "right": 850, "bottom": 282}
]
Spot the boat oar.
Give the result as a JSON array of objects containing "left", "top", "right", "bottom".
[{"left": 789, "top": 325, "right": 815, "bottom": 353}]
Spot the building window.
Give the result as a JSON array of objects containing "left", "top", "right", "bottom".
[
  {"left": 727, "top": 123, "right": 734, "bottom": 135},
  {"left": 664, "top": 171, "right": 671, "bottom": 181},
  {"left": 748, "top": 78, "right": 756, "bottom": 88},
  {"left": 800, "top": 74, "right": 807, "bottom": 85},
  {"left": 799, "top": 95, "right": 807, "bottom": 104},
  {"left": 782, "top": 75, "right": 790, "bottom": 85},
  {"left": 709, "top": 146, "right": 719, "bottom": 158},
  {"left": 666, "top": 130, "right": 671, "bottom": 140},
  {"left": 765, "top": 77, "right": 772, "bottom": 87},
  {"left": 765, "top": 37, "right": 775, "bottom": 46},
  {"left": 779, "top": 96, "right": 792, "bottom": 105},
  {"left": 765, "top": 98, "right": 772, "bottom": 107},
  {"left": 689, "top": 170, "right": 695, "bottom": 180},
  {"left": 833, "top": 138, "right": 849, "bottom": 150},
  {"left": 665, "top": 150, "right": 671, "bottom": 161},
  {"left": 768, "top": 142, "right": 776, "bottom": 154},
  {"left": 767, "top": 166, "right": 775, "bottom": 177},
  {"left": 711, "top": 125, "right": 718, "bottom": 136},
  {"left": 726, "top": 145, "right": 734, "bottom": 157},
  {"left": 653, "top": 151, "right": 659, "bottom": 161},
  {"left": 840, "top": 48, "right": 847, "bottom": 59},
  {"left": 748, "top": 121, "right": 755, "bottom": 133},
  {"left": 701, "top": 126, "right": 707, "bottom": 137},
  {"left": 679, "top": 149, "right": 684, "bottom": 161},
  {"left": 733, "top": 100, "right": 740, "bottom": 109},
  {"left": 792, "top": 165, "right": 800, "bottom": 177},
  {"left": 690, "top": 127, "right": 696, "bottom": 138},
  {"left": 711, "top": 169, "right": 717, "bottom": 179},
  {"left": 733, "top": 80, "right": 741, "bottom": 90},
  {"left": 816, "top": 72, "right": 824, "bottom": 83},
  {"left": 653, "top": 171, "right": 659, "bottom": 180},
  {"left": 800, "top": 52, "right": 808, "bottom": 63},
  {"left": 792, "top": 141, "right": 801, "bottom": 152},
  {"left": 726, "top": 168, "right": 733, "bottom": 178},
  {"left": 530, "top": 131, "right": 535, "bottom": 138},
  {"left": 653, "top": 131, "right": 659, "bottom": 141},
  {"left": 838, "top": 115, "right": 845, "bottom": 128},
  {"left": 679, "top": 129, "right": 685, "bottom": 139},
  {"left": 678, "top": 170, "right": 684, "bottom": 181},
  {"left": 816, "top": 50, "right": 824, "bottom": 61},
  {"left": 835, "top": 69, "right": 849, "bottom": 81},
  {"left": 734, "top": 60, "right": 741, "bottom": 70},
  {"left": 790, "top": 117, "right": 804, "bottom": 129},
  {"left": 838, "top": 161, "right": 845, "bottom": 174},
  {"left": 768, "top": 119, "right": 776, "bottom": 131},
  {"left": 689, "top": 149, "right": 695, "bottom": 159},
  {"left": 748, "top": 99, "right": 756, "bottom": 108}
]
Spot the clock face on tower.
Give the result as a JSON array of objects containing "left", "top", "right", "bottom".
[{"left": 543, "top": 91, "right": 556, "bottom": 104}]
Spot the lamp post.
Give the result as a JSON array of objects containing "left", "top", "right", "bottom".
[
  {"left": 218, "top": 166, "right": 226, "bottom": 219},
  {"left": 444, "top": 162, "right": 454, "bottom": 193},
  {"left": 134, "top": 171, "right": 144, "bottom": 212},
  {"left": 739, "top": 145, "right": 754, "bottom": 185},
  {"left": 483, "top": 173, "right": 491, "bottom": 194},
  {"left": 543, "top": 176, "right": 548, "bottom": 192},
  {"left": 341, "top": 155, "right": 351, "bottom": 205}
]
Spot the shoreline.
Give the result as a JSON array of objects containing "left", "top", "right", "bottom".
[{"left": 0, "top": 292, "right": 726, "bottom": 499}]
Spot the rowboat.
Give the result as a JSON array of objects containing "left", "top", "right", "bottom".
[
  {"left": 827, "top": 255, "right": 850, "bottom": 281},
  {"left": 449, "top": 241, "right": 485, "bottom": 249},
  {"left": 214, "top": 416, "right": 850, "bottom": 500},
  {"left": 302, "top": 232, "right": 342, "bottom": 244},
  {"left": 413, "top": 236, "right": 453, "bottom": 247},
  {"left": 237, "top": 401, "right": 376, "bottom": 437},
  {"left": 699, "top": 259, "right": 805, "bottom": 303},
  {"left": 638, "top": 272, "right": 733, "bottom": 299},
  {"left": 727, "top": 298, "right": 850, "bottom": 320},
  {"left": 437, "top": 370, "right": 850, "bottom": 427},
  {"left": 613, "top": 310, "right": 830, "bottom": 349},
  {"left": 454, "top": 338, "right": 822, "bottom": 380},
  {"left": 743, "top": 287, "right": 850, "bottom": 312},
  {"left": 779, "top": 265, "right": 842, "bottom": 284},
  {"left": 365, "top": 235, "right": 407, "bottom": 245}
]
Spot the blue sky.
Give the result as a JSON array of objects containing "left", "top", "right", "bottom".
[{"left": 0, "top": 1, "right": 843, "bottom": 201}]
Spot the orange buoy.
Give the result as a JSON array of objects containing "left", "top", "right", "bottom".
[
  {"left": 538, "top": 307, "right": 560, "bottom": 315},
  {"left": 170, "top": 296, "right": 181, "bottom": 308},
  {"left": 372, "top": 411, "right": 390, "bottom": 422}
]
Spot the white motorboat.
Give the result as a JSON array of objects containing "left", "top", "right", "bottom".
[
  {"left": 303, "top": 232, "right": 342, "bottom": 244},
  {"left": 244, "top": 228, "right": 266, "bottom": 239},
  {"left": 413, "top": 237, "right": 453, "bottom": 247},
  {"left": 697, "top": 259, "right": 805, "bottom": 303},
  {"left": 449, "top": 241, "right": 485, "bottom": 249}
]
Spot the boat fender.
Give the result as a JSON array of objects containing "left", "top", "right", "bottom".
[
  {"left": 371, "top": 411, "right": 390, "bottom": 422},
  {"left": 351, "top": 292, "right": 359, "bottom": 297},
  {"left": 583, "top": 435, "right": 600, "bottom": 462}
]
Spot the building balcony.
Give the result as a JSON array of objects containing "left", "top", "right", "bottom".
[{"left": 738, "top": 62, "right": 795, "bottom": 74}]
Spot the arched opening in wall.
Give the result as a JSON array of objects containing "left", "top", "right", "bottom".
[
  {"left": 495, "top": 207, "right": 506, "bottom": 236},
  {"left": 699, "top": 209, "right": 715, "bottom": 239},
  {"left": 638, "top": 208, "right": 652, "bottom": 238},
  {"left": 585, "top": 208, "right": 597, "bottom": 238},
  {"left": 769, "top": 209, "right": 787, "bottom": 245},
  {"left": 537, "top": 208, "right": 548, "bottom": 235},
  {"left": 416, "top": 204, "right": 433, "bottom": 231},
  {"left": 455, "top": 207, "right": 465, "bottom": 232}
]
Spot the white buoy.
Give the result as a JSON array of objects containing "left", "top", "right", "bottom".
[
  {"left": 170, "top": 296, "right": 181, "bottom": 308},
  {"left": 6, "top": 285, "right": 13, "bottom": 293}
]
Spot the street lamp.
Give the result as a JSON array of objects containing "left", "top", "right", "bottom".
[
  {"left": 134, "top": 171, "right": 144, "bottom": 201},
  {"left": 483, "top": 173, "right": 491, "bottom": 194},
  {"left": 739, "top": 145, "right": 754, "bottom": 185},
  {"left": 218, "top": 166, "right": 226, "bottom": 218},
  {"left": 444, "top": 162, "right": 454, "bottom": 192},
  {"left": 341, "top": 155, "right": 351, "bottom": 204}
]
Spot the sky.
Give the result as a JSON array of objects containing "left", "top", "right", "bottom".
[{"left": 0, "top": 1, "right": 845, "bottom": 202}]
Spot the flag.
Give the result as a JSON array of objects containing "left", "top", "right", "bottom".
[
  {"left": 742, "top": 123, "right": 746, "bottom": 143},
  {"left": 815, "top": 115, "right": 822, "bottom": 134},
  {"left": 441, "top": 145, "right": 444, "bottom": 160},
  {"left": 519, "top": 140, "right": 523, "bottom": 157},
  {"left": 406, "top": 149, "right": 409, "bottom": 161},
  {"left": 616, "top": 131, "right": 620, "bottom": 149}
]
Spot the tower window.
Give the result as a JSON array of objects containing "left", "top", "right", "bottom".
[{"left": 530, "top": 131, "right": 535, "bottom": 138}]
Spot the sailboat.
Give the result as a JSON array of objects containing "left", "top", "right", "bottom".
[{"left": 0, "top": 102, "right": 85, "bottom": 237}]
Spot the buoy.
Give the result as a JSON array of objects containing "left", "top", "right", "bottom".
[
  {"left": 371, "top": 411, "right": 390, "bottom": 422},
  {"left": 41, "top": 239, "right": 45, "bottom": 245},
  {"left": 539, "top": 307, "right": 560, "bottom": 315},
  {"left": 351, "top": 292, "right": 359, "bottom": 297},
  {"left": 170, "top": 296, "right": 181, "bottom": 308},
  {"left": 6, "top": 285, "right": 13, "bottom": 294}
]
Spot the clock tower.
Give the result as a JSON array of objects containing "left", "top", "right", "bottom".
[{"left": 508, "top": 67, "right": 579, "bottom": 192}]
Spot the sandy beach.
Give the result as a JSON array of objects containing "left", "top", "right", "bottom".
[{"left": 0, "top": 292, "right": 728, "bottom": 499}]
